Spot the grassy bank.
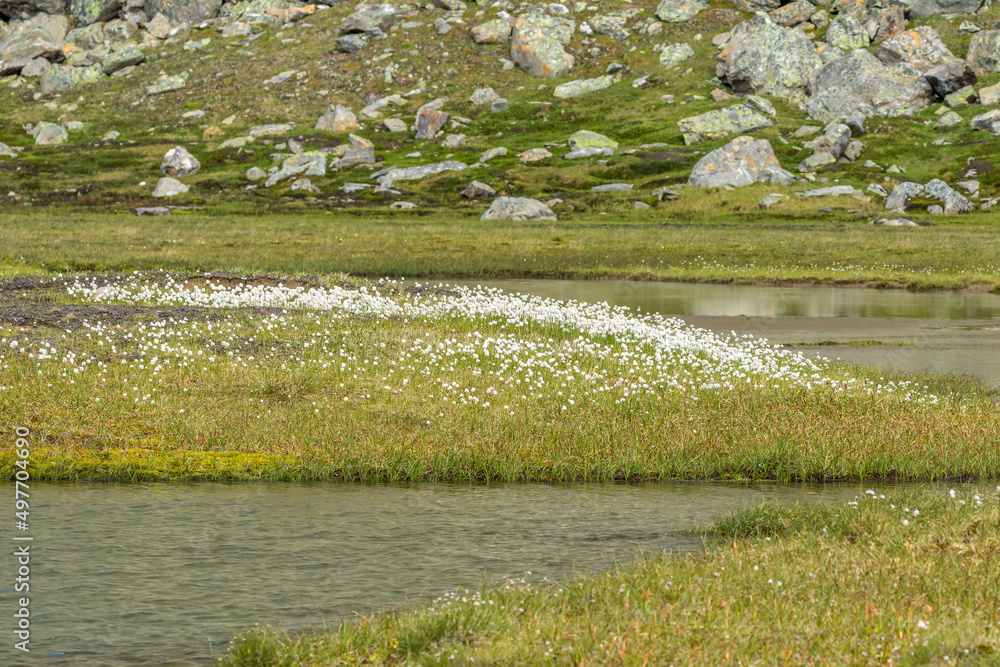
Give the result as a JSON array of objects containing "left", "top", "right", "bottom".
[
  {"left": 221, "top": 487, "right": 1000, "bottom": 665},
  {"left": 3, "top": 273, "right": 999, "bottom": 483},
  {"left": 2, "top": 210, "right": 1000, "bottom": 290}
]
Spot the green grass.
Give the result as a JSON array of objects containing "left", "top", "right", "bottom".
[
  {"left": 219, "top": 487, "right": 1000, "bottom": 665},
  {"left": 2, "top": 210, "right": 1000, "bottom": 291},
  {"left": 3, "top": 273, "right": 1000, "bottom": 484}
]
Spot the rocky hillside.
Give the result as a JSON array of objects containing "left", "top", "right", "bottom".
[{"left": 1, "top": 0, "right": 999, "bottom": 220}]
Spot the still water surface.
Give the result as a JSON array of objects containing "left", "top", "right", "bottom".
[{"left": 3, "top": 481, "right": 860, "bottom": 666}]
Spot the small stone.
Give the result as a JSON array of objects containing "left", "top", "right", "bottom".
[
  {"left": 591, "top": 183, "right": 633, "bottom": 192},
  {"left": 134, "top": 206, "right": 171, "bottom": 216},
  {"left": 758, "top": 193, "right": 786, "bottom": 210},
  {"left": 873, "top": 218, "right": 919, "bottom": 227},
  {"left": 160, "top": 145, "right": 200, "bottom": 177},
  {"left": 316, "top": 105, "right": 360, "bottom": 132},
  {"left": 633, "top": 201, "right": 651, "bottom": 210},
  {"left": 442, "top": 134, "right": 467, "bottom": 148},
  {"left": 935, "top": 110, "right": 963, "bottom": 128},
  {"left": 491, "top": 98, "right": 509, "bottom": 112},
  {"left": 246, "top": 167, "right": 266, "bottom": 181},
  {"left": 518, "top": 148, "right": 552, "bottom": 164},
  {"left": 480, "top": 196, "right": 557, "bottom": 221},
  {"left": 383, "top": 118, "right": 408, "bottom": 132},
  {"left": 461, "top": 180, "right": 497, "bottom": 199},
  {"left": 469, "top": 87, "right": 501, "bottom": 105}
]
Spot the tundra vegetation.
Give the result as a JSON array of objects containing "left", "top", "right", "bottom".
[{"left": 3, "top": 0, "right": 1000, "bottom": 662}]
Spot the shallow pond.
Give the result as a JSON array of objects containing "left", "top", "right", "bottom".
[
  {"left": 3, "top": 481, "right": 860, "bottom": 666},
  {"left": 439, "top": 280, "right": 1000, "bottom": 386}
]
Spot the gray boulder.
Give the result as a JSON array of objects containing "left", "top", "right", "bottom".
[
  {"left": 146, "top": 72, "right": 188, "bottom": 95},
  {"left": 655, "top": 0, "right": 706, "bottom": 22},
  {"left": 970, "top": 109, "right": 1000, "bottom": 132},
  {"left": 716, "top": 12, "right": 821, "bottom": 104},
  {"left": 677, "top": 105, "right": 773, "bottom": 145},
  {"left": 0, "top": 14, "right": 69, "bottom": 76},
  {"left": 160, "top": 146, "right": 200, "bottom": 177},
  {"left": 415, "top": 99, "right": 449, "bottom": 139},
  {"left": 510, "top": 13, "right": 574, "bottom": 78},
  {"left": 469, "top": 87, "right": 500, "bottom": 105},
  {"left": 967, "top": 30, "right": 1000, "bottom": 77},
  {"left": 338, "top": 134, "right": 376, "bottom": 167},
  {"left": 339, "top": 3, "right": 395, "bottom": 37},
  {"left": 266, "top": 152, "right": 327, "bottom": 187},
  {"left": 315, "top": 105, "right": 360, "bottom": 132},
  {"left": 908, "top": 0, "right": 983, "bottom": 19},
  {"left": 806, "top": 49, "right": 935, "bottom": 121},
  {"left": 102, "top": 45, "right": 144, "bottom": 75},
  {"left": 924, "top": 61, "right": 978, "bottom": 98},
  {"left": 659, "top": 43, "right": 694, "bottom": 69},
  {"left": 70, "top": 0, "right": 123, "bottom": 26},
  {"left": 143, "top": 0, "right": 223, "bottom": 26},
  {"left": 825, "top": 13, "right": 868, "bottom": 51},
  {"left": 587, "top": 15, "right": 628, "bottom": 41},
  {"left": 886, "top": 179, "right": 974, "bottom": 213},
  {"left": 0, "top": 0, "right": 66, "bottom": 20},
  {"left": 480, "top": 197, "right": 557, "bottom": 221},
  {"left": 553, "top": 75, "right": 613, "bottom": 98},
  {"left": 803, "top": 123, "right": 852, "bottom": 159},
  {"left": 336, "top": 34, "right": 368, "bottom": 53},
  {"left": 40, "top": 63, "right": 102, "bottom": 94},
  {"left": 31, "top": 121, "right": 68, "bottom": 145},
  {"left": 873, "top": 27, "right": 959, "bottom": 74},
  {"left": 375, "top": 161, "right": 467, "bottom": 187},
  {"left": 768, "top": 0, "right": 815, "bottom": 28},
  {"left": 688, "top": 136, "right": 797, "bottom": 188},
  {"left": 461, "top": 180, "right": 496, "bottom": 199},
  {"left": 153, "top": 177, "right": 190, "bottom": 197},
  {"left": 471, "top": 18, "right": 512, "bottom": 43}
]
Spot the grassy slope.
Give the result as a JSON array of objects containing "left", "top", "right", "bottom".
[
  {"left": 0, "top": 2, "right": 999, "bottom": 217},
  {"left": 221, "top": 488, "right": 1000, "bottom": 666}
]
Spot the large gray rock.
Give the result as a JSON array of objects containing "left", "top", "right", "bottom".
[
  {"left": 659, "top": 42, "right": 694, "bottom": 69},
  {"left": 40, "top": 63, "right": 102, "bottom": 93},
  {"left": 338, "top": 134, "right": 375, "bottom": 167},
  {"left": 160, "top": 145, "right": 200, "bottom": 177},
  {"left": 66, "top": 23, "right": 106, "bottom": 50},
  {"left": 655, "top": 0, "right": 706, "bottom": 22},
  {"left": 0, "top": 14, "right": 69, "bottom": 76},
  {"left": 908, "top": 0, "right": 983, "bottom": 19},
  {"left": 374, "top": 160, "right": 467, "bottom": 187},
  {"left": 102, "top": 45, "right": 144, "bottom": 74},
  {"left": 0, "top": 0, "right": 66, "bottom": 20},
  {"left": 587, "top": 15, "right": 628, "bottom": 41},
  {"left": 480, "top": 197, "right": 557, "bottom": 221},
  {"left": 553, "top": 74, "right": 612, "bottom": 98},
  {"left": 687, "top": 136, "right": 797, "bottom": 188},
  {"left": 153, "top": 177, "right": 190, "bottom": 197},
  {"left": 340, "top": 3, "right": 395, "bottom": 37},
  {"left": 31, "top": 121, "right": 68, "bottom": 145},
  {"left": 472, "top": 18, "right": 512, "bottom": 43},
  {"left": 315, "top": 105, "right": 360, "bottom": 132},
  {"left": 510, "top": 13, "right": 574, "bottom": 78},
  {"left": 469, "top": 87, "right": 500, "bottom": 105},
  {"left": 70, "top": 0, "right": 122, "bottom": 26},
  {"left": 415, "top": 99, "right": 449, "bottom": 139},
  {"left": 825, "top": 13, "right": 868, "bottom": 51},
  {"left": 677, "top": 104, "right": 773, "bottom": 145},
  {"left": 146, "top": 72, "right": 188, "bottom": 95},
  {"left": 970, "top": 109, "right": 1000, "bottom": 132},
  {"left": 873, "top": 27, "right": 959, "bottom": 73},
  {"left": 967, "top": 30, "right": 1000, "bottom": 77},
  {"left": 768, "top": 0, "right": 815, "bottom": 28},
  {"left": 924, "top": 61, "right": 978, "bottom": 98},
  {"left": 806, "top": 50, "right": 935, "bottom": 121},
  {"left": 716, "top": 12, "right": 821, "bottom": 104},
  {"left": 886, "top": 180, "right": 974, "bottom": 213},
  {"left": 265, "top": 152, "right": 327, "bottom": 187},
  {"left": 143, "top": 0, "right": 223, "bottom": 26},
  {"left": 461, "top": 180, "right": 496, "bottom": 199}
]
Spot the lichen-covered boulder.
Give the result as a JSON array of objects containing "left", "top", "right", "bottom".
[
  {"left": 588, "top": 15, "right": 628, "bottom": 41},
  {"left": 655, "top": 0, "right": 706, "bottom": 23},
  {"left": 873, "top": 27, "right": 959, "bottom": 73},
  {"left": 102, "top": 45, "right": 144, "bottom": 75},
  {"left": 825, "top": 13, "right": 868, "bottom": 51},
  {"left": 0, "top": 14, "right": 69, "bottom": 76},
  {"left": 688, "top": 136, "right": 797, "bottom": 188},
  {"left": 568, "top": 130, "right": 617, "bottom": 151},
  {"left": 806, "top": 49, "right": 935, "bottom": 121},
  {"left": 510, "top": 13, "right": 575, "bottom": 78},
  {"left": 886, "top": 179, "right": 974, "bottom": 213},
  {"left": 415, "top": 99, "right": 449, "bottom": 139},
  {"left": 471, "top": 18, "right": 512, "bottom": 44},
  {"left": 0, "top": 0, "right": 66, "bottom": 20},
  {"left": 677, "top": 104, "right": 773, "bottom": 145},
  {"left": 731, "top": 0, "right": 780, "bottom": 11},
  {"left": 480, "top": 197, "right": 557, "bottom": 221},
  {"left": 375, "top": 161, "right": 468, "bottom": 187},
  {"left": 469, "top": 87, "right": 500, "bottom": 105},
  {"left": 461, "top": 180, "right": 496, "bottom": 199},
  {"left": 144, "top": 0, "right": 224, "bottom": 26},
  {"left": 339, "top": 3, "right": 395, "bottom": 37},
  {"left": 874, "top": 6, "right": 904, "bottom": 43},
  {"left": 31, "top": 121, "right": 68, "bottom": 145},
  {"left": 40, "top": 62, "right": 102, "bottom": 93},
  {"left": 717, "top": 12, "right": 821, "bottom": 104},
  {"left": 967, "top": 30, "right": 1000, "bottom": 77},
  {"left": 908, "top": 0, "right": 983, "bottom": 19},
  {"left": 70, "top": 0, "right": 123, "bottom": 26},
  {"left": 659, "top": 42, "right": 693, "bottom": 68},
  {"left": 924, "top": 61, "right": 977, "bottom": 98},
  {"left": 153, "top": 177, "right": 190, "bottom": 197},
  {"left": 315, "top": 105, "right": 360, "bottom": 132},
  {"left": 553, "top": 74, "right": 612, "bottom": 98},
  {"left": 338, "top": 134, "right": 375, "bottom": 167},
  {"left": 768, "top": 0, "right": 815, "bottom": 28}
]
